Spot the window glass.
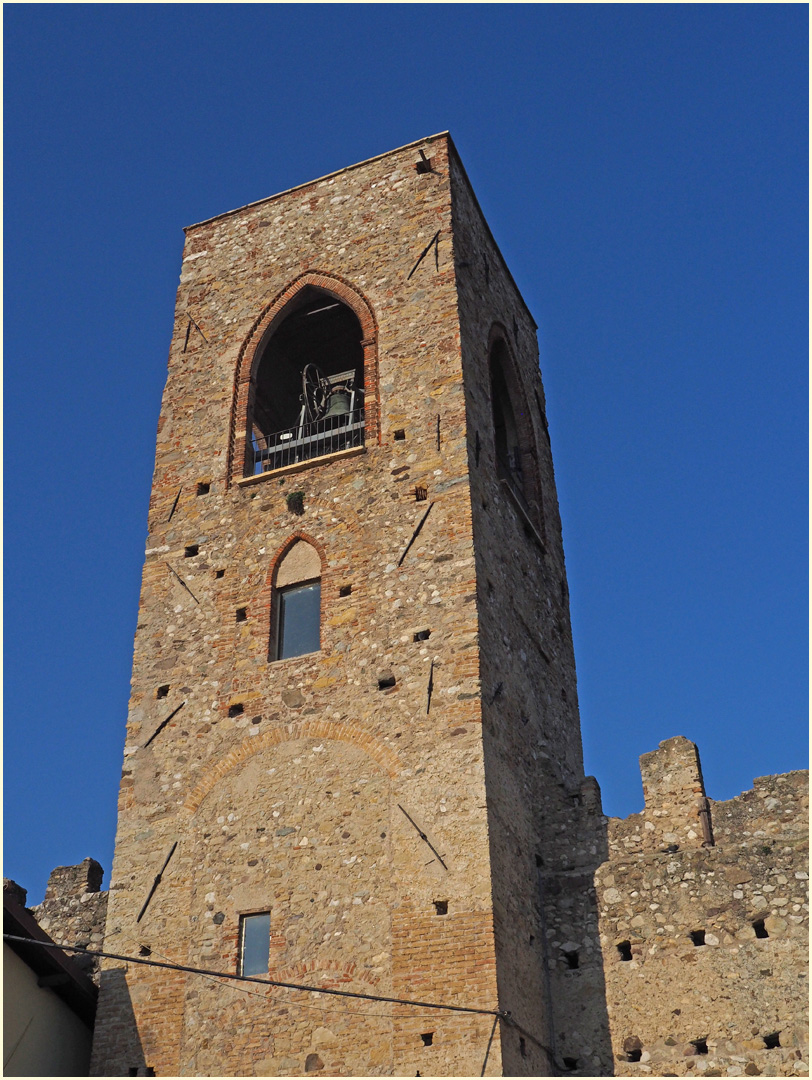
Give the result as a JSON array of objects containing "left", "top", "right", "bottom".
[
  {"left": 240, "top": 912, "right": 270, "bottom": 976},
  {"left": 277, "top": 582, "right": 321, "bottom": 659}
]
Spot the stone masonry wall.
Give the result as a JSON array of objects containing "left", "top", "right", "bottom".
[
  {"left": 543, "top": 736, "right": 808, "bottom": 1078},
  {"left": 449, "top": 146, "right": 589, "bottom": 1076},
  {"left": 91, "top": 134, "right": 548, "bottom": 1077},
  {"left": 30, "top": 858, "right": 109, "bottom": 982}
]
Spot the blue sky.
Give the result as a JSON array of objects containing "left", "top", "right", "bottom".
[{"left": 5, "top": 5, "right": 807, "bottom": 905}]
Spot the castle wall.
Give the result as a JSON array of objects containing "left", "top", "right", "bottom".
[
  {"left": 560, "top": 737, "right": 809, "bottom": 1078},
  {"left": 30, "top": 858, "right": 108, "bottom": 983},
  {"left": 92, "top": 134, "right": 513, "bottom": 1077}
]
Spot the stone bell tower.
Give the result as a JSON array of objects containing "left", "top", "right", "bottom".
[{"left": 91, "top": 133, "right": 587, "bottom": 1077}]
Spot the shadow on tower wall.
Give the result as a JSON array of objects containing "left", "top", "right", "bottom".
[
  {"left": 539, "top": 776, "right": 614, "bottom": 1076},
  {"left": 90, "top": 967, "right": 148, "bottom": 1077}
]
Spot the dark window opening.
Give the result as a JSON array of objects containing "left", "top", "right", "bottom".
[
  {"left": 535, "top": 854, "right": 543, "bottom": 868},
  {"left": 339, "top": 585, "right": 352, "bottom": 597},
  {"left": 276, "top": 581, "right": 321, "bottom": 659},
  {"left": 413, "top": 629, "right": 431, "bottom": 642},
  {"left": 184, "top": 544, "right": 199, "bottom": 558},
  {"left": 491, "top": 343, "right": 522, "bottom": 489},
  {"left": 562, "top": 1058, "right": 578, "bottom": 1071},
  {"left": 563, "top": 949, "right": 579, "bottom": 969},
  {"left": 689, "top": 930, "right": 706, "bottom": 947},
  {"left": 156, "top": 685, "right": 169, "bottom": 699},
  {"left": 625, "top": 1048, "right": 642, "bottom": 1063},
  {"left": 215, "top": 569, "right": 225, "bottom": 579},
  {"left": 420, "top": 1033, "right": 434, "bottom": 1047},
  {"left": 763, "top": 1033, "right": 780, "bottom": 1049},
  {"left": 249, "top": 289, "right": 365, "bottom": 475},
  {"left": 691, "top": 1039, "right": 708, "bottom": 1055},
  {"left": 378, "top": 674, "right": 396, "bottom": 690},
  {"left": 433, "top": 900, "right": 448, "bottom": 915},
  {"left": 617, "top": 941, "right": 633, "bottom": 962},
  {"left": 753, "top": 919, "right": 769, "bottom": 939},
  {"left": 139, "top": 945, "right": 151, "bottom": 956},
  {"left": 229, "top": 703, "right": 244, "bottom": 717},
  {"left": 519, "top": 1038, "right": 527, "bottom": 1058},
  {"left": 394, "top": 429, "right": 406, "bottom": 441},
  {"left": 196, "top": 482, "right": 210, "bottom": 496},
  {"left": 236, "top": 607, "right": 248, "bottom": 623},
  {"left": 239, "top": 911, "right": 271, "bottom": 976},
  {"left": 415, "top": 486, "right": 428, "bottom": 501}
]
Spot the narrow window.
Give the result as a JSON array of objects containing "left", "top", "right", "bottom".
[
  {"left": 339, "top": 585, "right": 352, "bottom": 597},
  {"left": 393, "top": 429, "right": 406, "bottom": 441},
  {"left": 617, "top": 941, "right": 633, "bottom": 962},
  {"left": 273, "top": 540, "right": 322, "bottom": 660},
  {"left": 763, "top": 1032, "right": 780, "bottom": 1049},
  {"left": 753, "top": 919, "right": 769, "bottom": 939},
  {"left": 433, "top": 900, "right": 448, "bottom": 915},
  {"left": 156, "top": 684, "right": 169, "bottom": 699},
  {"left": 236, "top": 607, "right": 248, "bottom": 623},
  {"left": 563, "top": 949, "right": 579, "bottom": 969},
  {"left": 519, "top": 1037, "right": 527, "bottom": 1058},
  {"left": 691, "top": 1039, "right": 708, "bottom": 1055},
  {"left": 184, "top": 544, "right": 199, "bottom": 558},
  {"left": 228, "top": 703, "right": 244, "bottom": 717},
  {"left": 196, "top": 482, "right": 210, "bottom": 496},
  {"left": 239, "top": 912, "right": 271, "bottom": 976},
  {"left": 689, "top": 930, "right": 705, "bottom": 947},
  {"left": 277, "top": 582, "right": 320, "bottom": 659},
  {"left": 420, "top": 1033, "right": 433, "bottom": 1046},
  {"left": 562, "top": 1058, "right": 578, "bottom": 1071}
]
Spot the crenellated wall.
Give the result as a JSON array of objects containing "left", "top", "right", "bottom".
[{"left": 542, "top": 737, "right": 808, "bottom": 1077}]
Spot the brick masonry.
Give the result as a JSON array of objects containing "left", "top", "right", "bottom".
[{"left": 87, "top": 135, "right": 808, "bottom": 1077}]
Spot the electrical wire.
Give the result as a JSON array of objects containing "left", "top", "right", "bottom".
[{"left": 3, "top": 934, "right": 503, "bottom": 1019}]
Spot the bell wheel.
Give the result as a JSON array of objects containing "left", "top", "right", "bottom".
[{"left": 302, "top": 363, "right": 330, "bottom": 422}]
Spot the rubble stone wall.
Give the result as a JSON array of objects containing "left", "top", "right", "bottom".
[
  {"left": 30, "top": 858, "right": 108, "bottom": 982},
  {"left": 587, "top": 739, "right": 807, "bottom": 1078}
]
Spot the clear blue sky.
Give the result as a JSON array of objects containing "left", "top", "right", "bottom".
[{"left": 5, "top": 5, "right": 807, "bottom": 905}]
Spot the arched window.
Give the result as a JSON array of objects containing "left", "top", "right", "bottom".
[
  {"left": 249, "top": 287, "right": 365, "bottom": 474},
  {"left": 272, "top": 540, "right": 322, "bottom": 660},
  {"left": 489, "top": 334, "right": 543, "bottom": 534}
]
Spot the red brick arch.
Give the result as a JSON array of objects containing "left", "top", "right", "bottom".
[{"left": 227, "top": 271, "right": 380, "bottom": 484}]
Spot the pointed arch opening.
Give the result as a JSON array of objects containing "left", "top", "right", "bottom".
[
  {"left": 488, "top": 331, "right": 544, "bottom": 536},
  {"left": 229, "top": 274, "right": 380, "bottom": 482},
  {"left": 271, "top": 538, "right": 322, "bottom": 661},
  {"left": 250, "top": 286, "right": 364, "bottom": 473}
]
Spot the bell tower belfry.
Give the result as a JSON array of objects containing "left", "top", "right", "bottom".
[{"left": 91, "top": 133, "right": 587, "bottom": 1077}]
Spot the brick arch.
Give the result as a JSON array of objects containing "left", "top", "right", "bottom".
[
  {"left": 267, "top": 959, "right": 382, "bottom": 990},
  {"left": 487, "top": 322, "right": 544, "bottom": 535},
  {"left": 181, "top": 720, "right": 402, "bottom": 814},
  {"left": 227, "top": 271, "right": 380, "bottom": 484},
  {"left": 265, "top": 531, "right": 328, "bottom": 591}
]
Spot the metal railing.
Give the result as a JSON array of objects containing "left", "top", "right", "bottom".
[{"left": 253, "top": 408, "right": 365, "bottom": 474}]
